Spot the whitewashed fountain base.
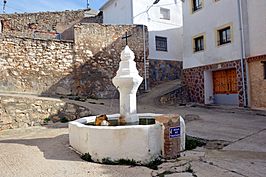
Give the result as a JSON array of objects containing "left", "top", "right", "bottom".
[
  {"left": 70, "top": 114, "right": 160, "bottom": 163},
  {"left": 69, "top": 46, "right": 185, "bottom": 164},
  {"left": 69, "top": 113, "right": 185, "bottom": 164}
]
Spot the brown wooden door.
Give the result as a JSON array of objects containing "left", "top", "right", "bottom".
[{"left": 213, "top": 69, "right": 237, "bottom": 94}]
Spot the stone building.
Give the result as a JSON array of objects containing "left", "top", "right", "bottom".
[{"left": 182, "top": 0, "right": 266, "bottom": 108}]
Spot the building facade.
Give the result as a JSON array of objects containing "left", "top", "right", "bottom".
[
  {"left": 182, "top": 0, "right": 266, "bottom": 108},
  {"left": 100, "top": 0, "right": 183, "bottom": 86}
]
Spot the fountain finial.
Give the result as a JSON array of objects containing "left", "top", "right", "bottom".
[{"left": 112, "top": 46, "right": 143, "bottom": 124}]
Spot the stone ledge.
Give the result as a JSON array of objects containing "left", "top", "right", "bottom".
[{"left": 0, "top": 94, "right": 92, "bottom": 131}]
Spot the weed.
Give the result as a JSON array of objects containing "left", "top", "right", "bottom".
[
  {"left": 102, "top": 158, "right": 138, "bottom": 166},
  {"left": 145, "top": 158, "right": 162, "bottom": 170},
  {"left": 185, "top": 135, "right": 206, "bottom": 150},
  {"left": 81, "top": 153, "right": 93, "bottom": 162},
  {"left": 43, "top": 118, "right": 50, "bottom": 124},
  {"left": 60, "top": 117, "right": 69, "bottom": 123}
]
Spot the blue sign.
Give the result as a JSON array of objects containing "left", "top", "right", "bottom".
[{"left": 169, "top": 126, "right": 181, "bottom": 138}]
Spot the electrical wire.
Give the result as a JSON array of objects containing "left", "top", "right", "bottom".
[{"left": 133, "top": 3, "right": 179, "bottom": 19}]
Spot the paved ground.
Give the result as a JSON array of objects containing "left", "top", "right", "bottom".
[{"left": 0, "top": 82, "right": 266, "bottom": 177}]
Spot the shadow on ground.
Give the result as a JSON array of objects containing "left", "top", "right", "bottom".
[{"left": 0, "top": 134, "right": 82, "bottom": 162}]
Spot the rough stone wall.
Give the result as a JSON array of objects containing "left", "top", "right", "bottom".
[
  {"left": 0, "top": 24, "right": 148, "bottom": 99},
  {"left": 0, "top": 9, "right": 101, "bottom": 39},
  {"left": 159, "top": 85, "right": 190, "bottom": 106},
  {"left": 247, "top": 55, "right": 266, "bottom": 109},
  {"left": 70, "top": 23, "right": 149, "bottom": 98},
  {"left": 0, "top": 36, "right": 75, "bottom": 95},
  {"left": 0, "top": 94, "right": 92, "bottom": 131},
  {"left": 149, "top": 59, "right": 182, "bottom": 87},
  {"left": 183, "top": 60, "right": 246, "bottom": 107},
  {"left": 156, "top": 115, "right": 181, "bottom": 159}
]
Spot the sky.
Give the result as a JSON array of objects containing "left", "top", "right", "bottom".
[{"left": 1, "top": 0, "right": 107, "bottom": 14}]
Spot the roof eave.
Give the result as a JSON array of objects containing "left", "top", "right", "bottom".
[{"left": 99, "top": 0, "right": 115, "bottom": 11}]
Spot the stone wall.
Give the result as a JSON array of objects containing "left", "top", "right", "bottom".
[
  {"left": 0, "top": 24, "right": 148, "bottom": 99},
  {"left": 70, "top": 23, "right": 149, "bottom": 98},
  {"left": 0, "top": 36, "right": 75, "bottom": 95},
  {"left": 183, "top": 60, "right": 246, "bottom": 107},
  {"left": 0, "top": 9, "right": 101, "bottom": 39},
  {"left": 149, "top": 59, "right": 182, "bottom": 87},
  {"left": 247, "top": 55, "right": 266, "bottom": 109},
  {"left": 159, "top": 85, "right": 190, "bottom": 106},
  {"left": 0, "top": 94, "right": 92, "bottom": 131}
]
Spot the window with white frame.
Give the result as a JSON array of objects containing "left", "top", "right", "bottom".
[
  {"left": 155, "top": 36, "right": 168, "bottom": 52},
  {"left": 160, "top": 8, "right": 170, "bottom": 20}
]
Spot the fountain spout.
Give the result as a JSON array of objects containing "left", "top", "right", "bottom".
[{"left": 112, "top": 46, "right": 143, "bottom": 124}]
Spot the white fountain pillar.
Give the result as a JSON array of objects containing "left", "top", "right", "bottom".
[{"left": 112, "top": 46, "right": 143, "bottom": 123}]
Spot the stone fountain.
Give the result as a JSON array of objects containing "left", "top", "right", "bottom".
[{"left": 69, "top": 46, "right": 185, "bottom": 164}]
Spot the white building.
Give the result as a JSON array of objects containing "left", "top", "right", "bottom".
[
  {"left": 182, "top": 0, "right": 266, "bottom": 108},
  {"left": 100, "top": 0, "right": 183, "bottom": 86}
]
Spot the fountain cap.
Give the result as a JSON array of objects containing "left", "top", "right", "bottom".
[{"left": 121, "top": 45, "right": 135, "bottom": 61}]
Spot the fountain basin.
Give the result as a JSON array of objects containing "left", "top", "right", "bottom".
[
  {"left": 69, "top": 114, "right": 162, "bottom": 164},
  {"left": 69, "top": 113, "right": 185, "bottom": 164}
]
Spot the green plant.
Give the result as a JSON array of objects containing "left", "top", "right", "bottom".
[
  {"left": 43, "top": 118, "right": 50, "bottom": 124},
  {"left": 185, "top": 135, "right": 206, "bottom": 150},
  {"left": 102, "top": 158, "right": 117, "bottom": 165},
  {"left": 60, "top": 117, "right": 69, "bottom": 123},
  {"left": 81, "top": 153, "right": 93, "bottom": 162},
  {"left": 101, "top": 158, "right": 138, "bottom": 166},
  {"left": 145, "top": 158, "right": 162, "bottom": 170}
]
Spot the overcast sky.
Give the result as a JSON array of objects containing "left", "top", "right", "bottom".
[{"left": 1, "top": 0, "right": 107, "bottom": 14}]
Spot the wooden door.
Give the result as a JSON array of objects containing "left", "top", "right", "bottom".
[{"left": 213, "top": 69, "right": 237, "bottom": 94}]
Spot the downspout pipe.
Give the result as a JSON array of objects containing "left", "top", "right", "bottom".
[
  {"left": 143, "top": 25, "right": 148, "bottom": 91},
  {"left": 237, "top": 0, "right": 248, "bottom": 107}
]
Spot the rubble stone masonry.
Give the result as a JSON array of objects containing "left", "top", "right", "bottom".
[
  {"left": 247, "top": 55, "right": 266, "bottom": 109},
  {"left": 0, "top": 24, "right": 148, "bottom": 99},
  {"left": 0, "top": 9, "right": 101, "bottom": 39},
  {"left": 0, "top": 94, "right": 92, "bottom": 130},
  {"left": 183, "top": 59, "right": 246, "bottom": 107},
  {"left": 72, "top": 23, "right": 149, "bottom": 98},
  {"left": 0, "top": 36, "right": 74, "bottom": 95},
  {"left": 149, "top": 59, "right": 182, "bottom": 87}
]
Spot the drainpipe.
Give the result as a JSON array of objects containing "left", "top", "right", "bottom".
[
  {"left": 237, "top": 0, "right": 248, "bottom": 107},
  {"left": 143, "top": 24, "right": 148, "bottom": 91}
]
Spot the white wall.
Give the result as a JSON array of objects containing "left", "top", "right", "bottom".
[
  {"left": 133, "top": 0, "right": 183, "bottom": 61},
  {"left": 247, "top": 0, "right": 266, "bottom": 57},
  {"left": 101, "top": 0, "right": 183, "bottom": 61},
  {"left": 183, "top": 0, "right": 242, "bottom": 69},
  {"left": 101, "top": 0, "right": 133, "bottom": 24},
  {"left": 204, "top": 70, "right": 214, "bottom": 104}
]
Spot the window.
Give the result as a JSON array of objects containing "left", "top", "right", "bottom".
[
  {"left": 160, "top": 8, "right": 170, "bottom": 20},
  {"left": 217, "top": 26, "right": 231, "bottom": 45},
  {"left": 262, "top": 61, "right": 266, "bottom": 79},
  {"left": 155, "top": 36, "right": 167, "bottom": 52},
  {"left": 193, "top": 35, "right": 204, "bottom": 52},
  {"left": 192, "top": 0, "right": 202, "bottom": 12}
]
